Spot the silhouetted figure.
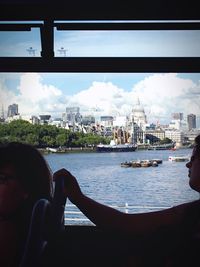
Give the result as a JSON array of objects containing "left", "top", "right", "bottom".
[
  {"left": 0, "top": 142, "right": 53, "bottom": 267},
  {"left": 54, "top": 134, "right": 200, "bottom": 266}
]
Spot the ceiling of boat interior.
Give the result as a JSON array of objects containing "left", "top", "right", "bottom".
[
  {"left": 0, "top": 0, "right": 200, "bottom": 21},
  {"left": 0, "top": 0, "right": 200, "bottom": 73}
]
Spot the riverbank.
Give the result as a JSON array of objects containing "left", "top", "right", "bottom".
[
  {"left": 39, "top": 146, "right": 95, "bottom": 154},
  {"left": 39, "top": 144, "right": 191, "bottom": 154}
]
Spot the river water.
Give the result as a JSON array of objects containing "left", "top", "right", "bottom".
[{"left": 44, "top": 148, "right": 199, "bottom": 225}]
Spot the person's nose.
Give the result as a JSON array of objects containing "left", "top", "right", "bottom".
[{"left": 186, "top": 161, "right": 191, "bottom": 168}]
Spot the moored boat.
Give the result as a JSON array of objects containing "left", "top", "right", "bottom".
[
  {"left": 147, "top": 144, "right": 175, "bottom": 150},
  {"left": 168, "top": 155, "right": 189, "bottom": 162},
  {"left": 140, "top": 160, "right": 152, "bottom": 167},
  {"left": 120, "top": 158, "right": 162, "bottom": 168},
  {"left": 96, "top": 140, "right": 137, "bottom": 153},
  {"left": 151, "top": 159, "right": 163, "bottom": 164},
  {"left": 121, "top": 161, "right": 132, "bottom": 167}
]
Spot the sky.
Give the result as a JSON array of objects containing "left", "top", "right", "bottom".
[
  {"left": 1, "top": 72, "right": 200, "bottom": 125},
  {"left": 0, "top": 26, "right": 200, "bottom": 124}
]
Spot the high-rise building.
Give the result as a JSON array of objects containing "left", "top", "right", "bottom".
[
  {"left": 7, "top": 103, "right": 18, "bottom": 117},
  {"left": 171, "top": 113, "right": 183, "bottom": 120},
  {"left": 0, "top": 105, "right": 5, "bottom": 122},
  {"left": 187, "top": 113, "right": 196, "bottom": 130},
  {"left": 65, "top": 107, "right": 81, "bottom": 125}
]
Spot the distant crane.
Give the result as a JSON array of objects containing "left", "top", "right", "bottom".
[
  {"left": 57, "top": 47, "right": 67, "bottom": 57},
  {"left": 27, "top": 47, "right": 36, "bottom": 56}
]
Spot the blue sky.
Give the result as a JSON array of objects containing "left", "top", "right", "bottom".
[
  {"left": 0, "top": 26, "right": 200, "bottom": 124},
  {"left": 1, "top": 28, "right": 200, "bottom": 57}
]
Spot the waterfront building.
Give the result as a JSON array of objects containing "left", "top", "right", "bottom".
[
  {"left": 113, "top": 126, "right": 129, "bottom": 144},
  {"left": 165, "top": 129, "right": 184, "bottom": 146},
  {"left": 184, "top": 129, "right": 200, "bottom": 142},
  {"left": 187, "top": 113, "right": 196, "bottom": 130},
  {"left": 145, "top": 129, "right": 165, "bottom": 144},
  {"left": 128, "top": 98, "right": 147, "bottom": 144}
]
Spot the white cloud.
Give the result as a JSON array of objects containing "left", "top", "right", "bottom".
[
  {"left": 130, "top": 73, "right": 199, "bottom": 122},
  {"left": 1, "top": 73, "right": 200, "bottom": 124},
  {"left": 69, "top": 81, "right": 130, "bottom": 116},
  {"left": 18, "top": 73, "right": 61, "bottom": 102},
  {"left": 1, "top": 73, "right": 65, "bottom": 117}
]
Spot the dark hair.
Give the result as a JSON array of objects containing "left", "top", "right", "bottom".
[
  {"left": 195, "top": 134, "right": 200, "bottom": 146},
  {"left": 0, "top": 142, "right": 53, "bottom": 206}
]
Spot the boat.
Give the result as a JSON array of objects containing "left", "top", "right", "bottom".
[
  {"left": 147, "top": 144, "right": 175, "bottom": 150},
  {"left": 151, "top": 159, "right": 163, "bottom": 164},
  {"left": 168, "top": 156, "right": 190, "bottom": 162},
  {"left": 96, "top": 140, "right": 137, "bottom": 152},
  {"left": 46, "top": 147, "right": 58, "bottom": 153},
  {"left": 46, "top": 147, "right": 66, "bottom": 153},
  {"left": 120, "top": 158, "right": 162, "bottom": 168},
  {"left": 131, "top": 161, "right": 142, "bottom": 168},
  {"left": 121, "top": 161, "right": 132, "bottom": 167},
  {"left": 140, "top": 160, "right": 152, "bottom": 167}
]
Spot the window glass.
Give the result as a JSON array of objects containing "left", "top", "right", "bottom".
[
  {"left": 1, "top": 72, "right": 200, "bottom": 225},
  {"left": 54, "top": 29, "right": 200, "bottom": 57},
  {"left": 0, "top": 26, "right": 41, "bottom": 57}
]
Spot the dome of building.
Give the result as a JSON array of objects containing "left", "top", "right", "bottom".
[
  {"left": 131, "top": 98, "right": 147, "bottom": 126},
  {"left": 133, "top": 98, "right": 145, "bottom": 113}
]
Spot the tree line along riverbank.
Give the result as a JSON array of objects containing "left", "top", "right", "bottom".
[{"left": 0, "top": 119, "right": 110, "bottom": 148}]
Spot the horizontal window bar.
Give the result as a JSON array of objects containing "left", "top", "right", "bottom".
[
  {"left": 0, "top": 23, "right": 43, "bottom": 31},
  {"left": 55, "top": 22, "right": 200, "bottom": 31},
  {"left": 0, "top": 57, "right": 200, "bottom": 72}
]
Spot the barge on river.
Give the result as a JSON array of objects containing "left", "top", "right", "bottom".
[{"left": 121, "top": 159, "right": 162, "bottom": 168}]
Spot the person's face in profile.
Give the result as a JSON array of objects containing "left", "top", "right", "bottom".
[
  {"left": 0, "top": 163, "right": 28, "bottom": 217},
  {"left": 186, "top": 146, "right": 200, "bottom": 193}
]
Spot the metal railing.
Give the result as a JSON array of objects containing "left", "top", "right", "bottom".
[{"left": 64, "top": 203, "right": 171, "bottom": 225}]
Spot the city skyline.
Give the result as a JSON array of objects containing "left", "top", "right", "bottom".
[{"left": 0, "top": 72, "right": 200, "bottom": 125}]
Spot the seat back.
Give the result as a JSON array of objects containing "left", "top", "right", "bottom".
[
  {"left": 20, "top": 199, "right": 50, "bottom": 267},
  {"left": 20, "top": 176, "right": 67, "bottom": 267},
  {"left": 50, "top": 175, "right": 66, "bottom": 234}
]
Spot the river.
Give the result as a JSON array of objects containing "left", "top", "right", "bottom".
[{"left": 44, "top": 148, "right": 199, "bottom": 225}]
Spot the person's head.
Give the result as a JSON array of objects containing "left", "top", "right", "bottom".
[
  {"left": 186, "top": 134, "right": 200, "bottom": 193},
  {"left": 0, "top": 142, "right": 53, "bottom": 217}
]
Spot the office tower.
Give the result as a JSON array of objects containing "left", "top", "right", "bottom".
[
  {"left": 66, "top": 107, "right": 81, "bottom": 125},
  {"left": 171, "top": 112, "right": 183, "bottom": 121},
  {"left": 187, "top": 114, "right": 196, "bottom": 130},
  {"left": 7, "top": 103, "right": 18, "bottom": 117}
]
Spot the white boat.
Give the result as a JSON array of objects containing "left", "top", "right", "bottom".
[
  {"left": 96, "top": 140, "right": 137, "bottom": 153},
  {"left": 168, "top": 155, "right": 190, "bottom": 162},
  {"left": 46, "top": 147, "right": 58, "bottom": 153}
]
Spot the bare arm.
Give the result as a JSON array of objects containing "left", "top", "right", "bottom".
[{"left": 53, "top": 168, "right": 191, "bottom": 235}]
